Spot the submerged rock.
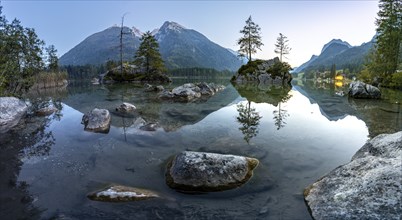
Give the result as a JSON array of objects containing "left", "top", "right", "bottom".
[
  {"left": 304, "top": 131, "right": 402, "bottom": 220},
  {"left": 166, "top": 151, "right": 259, "bottom": 192},
  {"left": 348, "top": 81, "right": 381, "bottom": 99},
  {"left": 0, "top": 97, "right": 28, "bottom": 133},
  {"left": 140, "top": 122, "right": 158, "bottom": 131},
  {"left": 87, "top": 184, "right": 159, "bottom": 202},
  {"left": 81, "top": 108, "right": 111, "bottom": 133},
  {"left": 36, "top": 105, "right": 58, "bottom": 116},
  {"left": 116, "top": 102, "right": 136, "bottom": 113}
]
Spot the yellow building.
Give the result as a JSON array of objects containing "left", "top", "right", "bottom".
[{"left": 335, "top": 75, "right": 344, "bottom": 81}]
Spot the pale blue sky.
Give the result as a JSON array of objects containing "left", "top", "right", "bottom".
[{"left": 1, "top": 0, "right": 379, "bottom": 67}]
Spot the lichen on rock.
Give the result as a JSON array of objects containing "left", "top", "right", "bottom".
[
  {"left": 166, "top": 151, "right": 259, "bottom": 192},
  {"left": 304, "top": 131, "right": 402, "bottom": 220}
]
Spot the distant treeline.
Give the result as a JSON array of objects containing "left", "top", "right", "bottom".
[
  {"left": 63, "top": 65, "right": 235, "bottom": 80},
  {"left": 62, "top": 64, "right": 106, "bottom": 79},
  {"left": 167, "top": 67, "right": 235, "bottom": 79}
]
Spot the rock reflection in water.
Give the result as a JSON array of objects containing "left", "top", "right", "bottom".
[
  {"left": 294, "top": 80, "right": 402, "bottom": 137},
  {"left": 0, "top": 98, "right": 63, "bottom": 219}
]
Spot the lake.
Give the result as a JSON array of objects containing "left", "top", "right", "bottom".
[{"left": 1, "top": 79, "right": 401, "bottom": 219}]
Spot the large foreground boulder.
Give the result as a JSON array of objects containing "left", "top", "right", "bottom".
[
  {"left": 81, "top": 108, "right": 111, "bottom": 133},
  {"left": 0, "top": 97, "right": 28, "bottom": 133},
  {"left": 87, "top": 184, "right": 159, "bottom": 202},
  {"left": 348, "top": 81, "right": 381, "bottom": 99},
  {"left": 304, "top": 131, "right": 402, "bottom": 220},
  {"left": 166, "top": 151, "right": 259, "bottom": 192}
]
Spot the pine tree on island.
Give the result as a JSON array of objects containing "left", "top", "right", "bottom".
[
  {"left": 134, "top": 31, "right": 166, "bottom": 75},
  {"left": 237, "top": 16, "right": 263, "bottom": 62}
]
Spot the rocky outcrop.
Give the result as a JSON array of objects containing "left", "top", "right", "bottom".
[
  {"left": 144, "top": 84, "right": 164, "bottom": 92},
  {"left": 159, "top": 83, "right": 225, "bottom": 102},
  {"left": 81, "top": 108, "right": 111, "bottom": 133},
  {"left": 87, "top": 184, "right": 159, "bottom": 202},
  {"left": 116, "top": 102, "right": 136, "bottom": 113},
  {"left": 166, "top": 151, "right": 259, "bottom": 192},
  {"left": 304, "top": 131, "right": 402, "bottom": 220},
  {"left": 0, "top": 97, "right": 28, "bottom": 133},
  {"left": 348, "top": 81, "right": 381, "bottom": 99},
  {"left": 232, "top": 57, "right": 292, "bottom": 85}
]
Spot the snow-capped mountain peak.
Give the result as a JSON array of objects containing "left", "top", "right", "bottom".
[
  {"left": 160, "top": 21, "right": 186, "bottom": 32},
  {"left": 132, "top": 27, "right": 143, "bottom": 38}
]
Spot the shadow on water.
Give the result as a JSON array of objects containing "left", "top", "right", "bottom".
[{"left": 0, "top": 98, "right": 63, "bottom": 219}]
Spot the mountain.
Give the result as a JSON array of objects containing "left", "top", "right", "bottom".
[
  {"left": 59, "top": 21, "right": 243, "bottom": 71},
  {"left": 59, "top": 26, "right": 140, "bottom": 66},
  {"left": 293, "top": 55, "right": 317, "bottom": 73},
  {"left": 294, "top": 38, "right": 374, "bottom": 73},
  {"left": 154, "top": 21, "right": 243, "bottom": 71}
]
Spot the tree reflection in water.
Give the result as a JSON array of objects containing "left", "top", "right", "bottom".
[
  {"left": 236, "top": 101, "right": 262, "bottom": 143},
  {"left": 233, "top": 82, "right": 292, "bottom": 132},
  {"left": 273, "top": 92, "right": 292, "bottom": 130}
]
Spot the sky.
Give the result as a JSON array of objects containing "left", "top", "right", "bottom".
[{"left": 1, "top": 0, "right": 379, "bottom": 67}]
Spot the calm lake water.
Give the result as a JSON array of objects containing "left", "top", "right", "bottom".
[{"left": 1, "top": 79, "right": 401, "bottom": 220}]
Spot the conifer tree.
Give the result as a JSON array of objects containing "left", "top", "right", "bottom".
[
  {"left": 274, "top": 33, "right": 291, "bottom": 62},
  {"left": 134, "top": 31, "right": 165, "bottom": 74},
  {"left": 330, "top": 64, "right": 336, "bottom": 79},
  {"left": 46, "top": 45, "right": 58, "bottom": 72},
  {"left": 369, "top": 0, "right": 401, "bottom": 78},
  {"left": 237, "top": 16, "right": 264, "bottom": 62}
]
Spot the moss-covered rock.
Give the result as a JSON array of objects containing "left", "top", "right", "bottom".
[{"left": 231, "top": 57, "right": 292, "bottom": 85}]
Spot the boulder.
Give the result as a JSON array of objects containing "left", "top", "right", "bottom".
[
  {"left": 81, "top": 108, "right": 111, "bottom": 133},
  {"left": 159, "top": 90, "right": 174, "bottom": 99},
  {"left": 348, "top": 81, "right": 381, "bottom": 99},
  {"left": 0, "top": 97, "right": 28, "bottom": 133},
  {"left": 159, "top": 83, "right": 225, "bottom": 102},
  {"left": 304, "top": 131, "right": 402, "bottom": 220},
  {"left": 166, "top": 151, "right": 259, "bottom": 192},
  {"left": 144, "top": 84, "right": 164, "bottom": 92},
  {"left": 116, "top": 102, "right": 136, "bottom": 113},
  {"left": 36, "top": 105, "right": 58, "bottom": 116},
  {"left": 172, "top": 83, "right": 202, "bottom": 101},
  {"left": 87, "top": 184, "right": 159, "bottom": 202},
  {"left": 196, "top": 82, "right": 215, "bottom": 96}
]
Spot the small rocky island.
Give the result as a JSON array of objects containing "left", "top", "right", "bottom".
[
  {"left": 101, "top": 64, "right": 171, "bottom": 84},
  {"left": 231, "top": 57, "right": 292, "bottom": 85}
]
